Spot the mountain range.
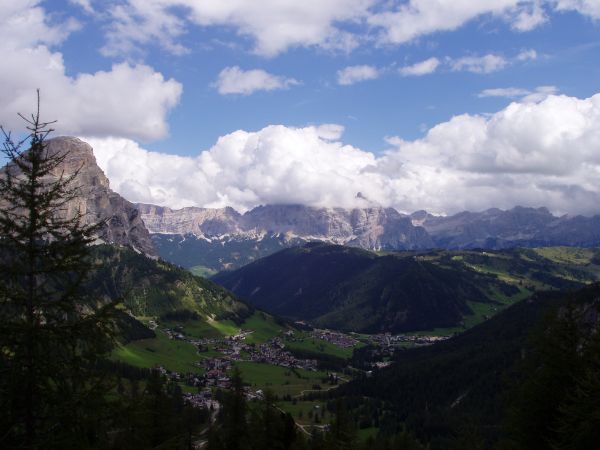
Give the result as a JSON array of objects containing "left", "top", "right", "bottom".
[{"left": 139, "top": 202, "right": 600, "bottom": 273}]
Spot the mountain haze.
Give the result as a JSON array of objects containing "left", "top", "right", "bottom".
[{"left": 415, "top": 206, "right": 600, "bottom": 249}]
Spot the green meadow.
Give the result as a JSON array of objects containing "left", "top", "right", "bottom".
[{"left": 113, "top": 330, "right": 202, "bottom": 374}]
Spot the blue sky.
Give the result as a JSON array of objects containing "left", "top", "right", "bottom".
[{"left": 2, "top": 1, "right": 600, "bottom": 214}]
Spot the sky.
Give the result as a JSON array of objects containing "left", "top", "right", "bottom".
[{"left": 1, "top": 0, "right": 600, "bottom": 215}]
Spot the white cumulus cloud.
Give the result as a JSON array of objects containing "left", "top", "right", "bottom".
[
  {"left": 516, "top": 48, "right": 538, "bottom": 61},
  {"left": 512, "top": 0, "right": 548, "bottom": 30},
  {"left": 337, "top": 65, "right": 380, "bottom": 85},
  {"left": 87, "top": 92, "right": 600, "bottom": 216},
  {"left": 369, "top": 1, "right": 540, "bottom": 45},
  {"left": 75, "top": 1, "right": 600, "bottom": 58},
  {"left": 101, "top": 0, "right": 374, "bottom": 57},
  {"left": 399, "top": 58, "right": 440, "bottom": 76},
  {"left": 450, "top": 54, "right": 509, "bottom": 74},
  {"left": 0, "top": 2, "right": 182, "bottom": 141},
  {"left": 215, "top": 67, "right": 300, "bottom": 96},
  {"left": 554, "top": 0, "right": 600, "bottom": 19},
  {"left": 479, "top": 86, "right": 558, "bottom": 102}
]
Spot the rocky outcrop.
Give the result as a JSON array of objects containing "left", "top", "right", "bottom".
[
  {"left": 16, "top": 137, "right": 157, "bottom": 257},
  {"left": 137, "top": 204, "right": 242, "bottom": 237},
  {"left": 139, "top": 203, "right": 433, "bottom": 251}
]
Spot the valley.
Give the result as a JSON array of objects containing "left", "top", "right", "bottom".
[
  {"left": 3, "top": 132, "right": 600, "bottom": 448},
  {"left": 107, "top": 243, "right": 600, "bottom": 442}
]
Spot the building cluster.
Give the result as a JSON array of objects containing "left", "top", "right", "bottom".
[
  {"left": 182, "top": 390, "right": 218, "bottom": 410},
  {"left": 310, "top": 329, "right": 359, "bottom": 348},
  {"left": 200, "top": 358, "right": 232, "bottom": 388},
  {"left": 249, "top": 338, "right": 317, "bottom": 370},
  {"left": 369, "top": 332, "right": 449, "bottom": 347}
]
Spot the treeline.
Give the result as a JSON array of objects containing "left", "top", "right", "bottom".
[
  {"left": 0, "top": 105, "right": 209, "bottom": 449},
  {"left": 206, "top": 368, "right": 426, "bottom": 450},
  {"left": 325, "top": 285, "right": 600, "bottom": 449}
]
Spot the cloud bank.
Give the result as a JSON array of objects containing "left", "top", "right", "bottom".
[
  {"left": 87, "top": 92, "right": 600, "bottom": 216},
  {"left": 0, "top": 2, "right": 182, "bottom": 141},
  {"left": 90, "top": 1, "right": 599, "bottom": 58},
  {"left": 101, "top": 0, "right": 372, "bottom": 57}
]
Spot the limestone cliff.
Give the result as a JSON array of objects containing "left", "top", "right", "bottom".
[
  {"left": 2, "top": 136, "right": 156, "bottom": 257},
  {"left": 138, "top": 203, "right": 433, "bottom": 251}
]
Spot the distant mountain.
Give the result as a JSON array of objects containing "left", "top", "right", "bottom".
[
  {"left": 138, "top": 203, "right": 433, "bottom": 272},
  {"left": 212, "top": 243, "right": 526, "bottom": 333},
  {"left": 414, "top": 206, "right": 600, "bottom": 249},
  {"left": 139, "top": 203, "right": 432, "bottom": 248},
  {"left": 0, "top": 136, "right": 157, "bottom": 257},
  {"left": 139, "top": 203, "right": 600, "bottom": 273}
]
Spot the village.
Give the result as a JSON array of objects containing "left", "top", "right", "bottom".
[
  {"left": 154, "top": 324, "right": 321, "bottom": 395},
  {"left": 367, "top": 332, "right": 450, "bottom": 347},
  {"left": 151, "top": 320, "right": 450, "bottom": 410}
]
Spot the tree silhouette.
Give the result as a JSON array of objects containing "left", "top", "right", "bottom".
[{"left": 0, "top": 92, "right": 119, "bottom": 448}]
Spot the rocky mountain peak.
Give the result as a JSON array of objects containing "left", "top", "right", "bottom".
[
  {"left": 140, "top": 202, "right": 433, "bottom": 250},
  {"left": 45, "top": 136, "right": 110, "bottom": 190},
  {"left": 3, "top": 136, "right": 156, "bottom": 257}
]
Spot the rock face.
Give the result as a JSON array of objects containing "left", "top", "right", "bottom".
[
  {"left": 9, "top": 136, "right": 157, "bottom": 257},
  {"left": 137, "top": 204, "right": 242, "bottom": 237},
  {"left": 141, "top": 202, "right": 600, "bottom": 271},
  {"left": 413, "top": 206, "right": 600, "bottom": 249},
  {"left": 138, "top": 203, "right": 434, "bottom": 250}
]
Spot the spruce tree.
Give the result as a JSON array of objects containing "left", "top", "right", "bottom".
[{"left": 0, "top": 93, "right": 119, "bottom": 448}]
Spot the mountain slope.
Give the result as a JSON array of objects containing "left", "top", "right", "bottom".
[
  {"left": 88, "top": 245, "right": 252, "bottom": 323},
  {"left": 213, "top": 244, "right": 600, "bottom": 333},
  {"left": 212, "top": 243, "right": 524, "bottom": 333},
  {"left": 337, "top": 283, "right": 600, "bottom": 447}
]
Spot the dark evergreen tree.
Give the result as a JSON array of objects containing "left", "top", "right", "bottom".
[
  {"left": 552, "top": 328, "right": 600, "bottom": 450},
  {"left": 221, "top": 367, "right": 249, "bottom": 450},
  {"left": 0, "top": 94, "right": 119, "bottom": 448},
  {"left": 325, "top": 399, "right": 357, "bottom": 450},
  {"left": 503, "top": 303, "right": 588, "bottom": 450}
]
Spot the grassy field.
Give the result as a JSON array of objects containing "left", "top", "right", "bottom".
[
  {"left": 240, "top": 312, "right": 285, "bottom": 344},
  {"left": 235, "top": 361, "right": 331, "bottom": 397},
  {"left": 285, "top": 334, "right": 357, "bottom": 359},
  {"left": 189, "top": 265, "right": 218, "bottom": 278},
  {"left": 113, "top": 330, "right": 203, "bottom": 374},
  {"left": 160, "top": 311, "right": 284, "bottom": 343},
  {"left": 162, "top": 318, "right": 224, "bottom": 339},
  {"left": 277, "top": 400, "right": 330, "bottom": 425},
  {"left": 206, "top": 317, "right": 239, "bottom": 336},
  {"left": 532, "top": 246, "right": 597, "bottom": 265}
]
